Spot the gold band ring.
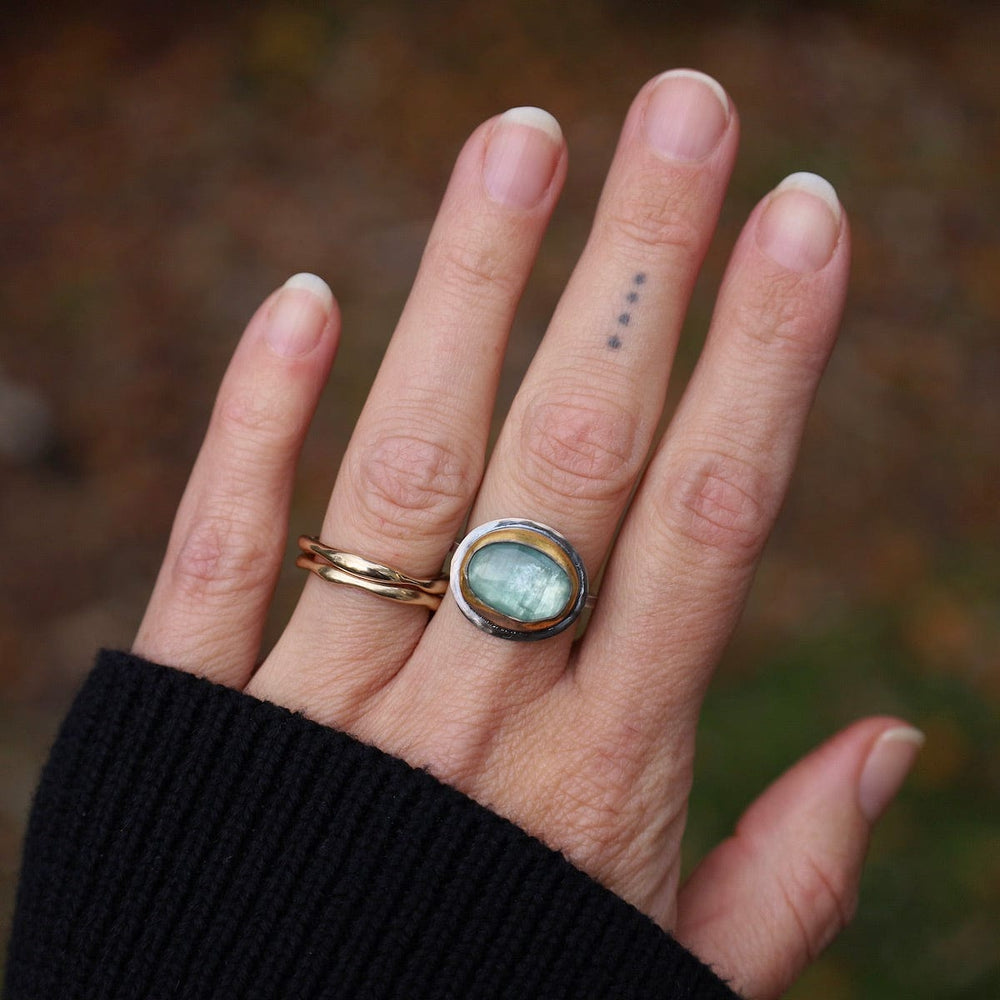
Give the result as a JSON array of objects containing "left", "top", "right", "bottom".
[{"left": 296, "top": 536, "right": 448, "bottom": 610}]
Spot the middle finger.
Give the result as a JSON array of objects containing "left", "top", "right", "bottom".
[{"left": 404, "top": 71, "right": 739, "bottom": 711}]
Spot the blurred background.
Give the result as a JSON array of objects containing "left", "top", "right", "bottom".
[{"left": 1, "top": 0, "right": 997, "bottom": 995}]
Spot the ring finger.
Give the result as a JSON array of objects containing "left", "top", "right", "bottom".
[{"left": 250, "top": 108, "right": 567, "bottom": 715}]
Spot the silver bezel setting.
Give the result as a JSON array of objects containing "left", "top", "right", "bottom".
[{"left": 450, "top": 518, "right": 589, "bottom": 641}]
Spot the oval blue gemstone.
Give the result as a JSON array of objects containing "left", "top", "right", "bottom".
[{"left": 466, "top": 541, "right": 573, "bottom": 623}]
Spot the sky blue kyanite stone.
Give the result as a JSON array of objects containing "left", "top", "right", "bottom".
[{"left": 466, "top": 541, "right": 573, "bottom": 622}]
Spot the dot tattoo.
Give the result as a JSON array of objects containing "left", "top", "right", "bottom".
[{"left": 607, "top": 273, "right": 647, "bottom": 350}]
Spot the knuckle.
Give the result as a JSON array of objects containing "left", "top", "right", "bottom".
[
  {"left": 660, "top": 445, "right": 770, "bottom": 566},
  {"left": 216, "top": 387, "right": 290, "bottom": 448},
  {"left": 519, "top": 392, "right": 640, "bottom": 505},
  {"left": 352, "top": 430, "right": 474, "bottom": 538},
  {"left": 171, "top": 512, "right": 274, "bottom": 604},
  {"left": 425, "top": 230, "right": 519, "bottom": 301},
  {"left": 780, "top": 852, "right": 858, "bottom": 961},
  {"left": 602, "top": 186, "right": 702, "bottom": 262},
  {"left": 738, "top": 276, "right": 833, "bottom": 372}
]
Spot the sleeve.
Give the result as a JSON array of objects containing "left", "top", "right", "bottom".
[{"left": 5, "top": 649, "right": 741, "bottom": 1000}]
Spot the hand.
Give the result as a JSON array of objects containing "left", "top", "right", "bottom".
[{"left": 133, "top": 70, "right": 920, "bottom": 999}]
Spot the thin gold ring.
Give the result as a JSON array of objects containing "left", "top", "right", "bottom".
[{"left": 296, "top": 536, "right": 447, "bottom": 610}]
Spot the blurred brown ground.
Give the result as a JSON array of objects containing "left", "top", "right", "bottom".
[{"left": 1, "top": 1, "right": 998, "bottom": 996}]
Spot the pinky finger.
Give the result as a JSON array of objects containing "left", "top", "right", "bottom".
[
  {"left": 133, "top": 274, "right": 339, "bottom": 688},
  {"left": 675, "top": 718, "right": 924, "bottom": 1000}
]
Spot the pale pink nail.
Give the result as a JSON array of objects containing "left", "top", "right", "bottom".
[
  {"left": 483, "top": 107, "right": 562, "bottom": 210},
  {"left": 858, "top": 726, "right": 925, "bottom": 822},
  {"left": 643, "top": 69, "right": 730, "bottom": 162},
  {"left": 264, "top": 273, "right": 333, "bottom": 358},
  {"left": 757, "top": 172, "right": 842, "bottom": 273}
]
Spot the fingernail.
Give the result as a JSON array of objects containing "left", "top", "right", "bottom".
[
  {"left": 757, "top": 172, "right": 842, "bottom": 273},
  {"left": 264, "top": 273, "right": 333, "bottom": 358},
  {"left": 858, "top": 726, "right": 925, "bottom": 822},
  {"left": 643, "top": 69, "right": 729, "bottom": 162},
  {"left": 483, "top": 107, "right": 562, "bottom": 209}
]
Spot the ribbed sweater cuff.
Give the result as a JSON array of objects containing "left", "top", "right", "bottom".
[{"left": 6, "top": 649, "right": 739, "bottom": 1000}]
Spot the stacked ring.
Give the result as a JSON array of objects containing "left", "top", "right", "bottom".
[{"left": 296, "top": 536, "right": 448, "bottom": 610}]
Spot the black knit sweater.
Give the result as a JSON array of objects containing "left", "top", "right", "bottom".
[{"left": 5, "top": 650, "right": 740, "bottom": 999}]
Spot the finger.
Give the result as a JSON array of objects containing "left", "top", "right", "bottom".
[
  {"left": 400, "top": 70, "right": 738, "bottom": 714},
  {"left": 581, "top": 173, "right": 850, "bottom": 719},
  {"left": 251, "top": 109, "right": 566, "bottom": 714},
  {"left": 472, "top": 70, "right": 734, "bottom": 609},
  {"left": 675, "top": 719, "right": 924, "bottom": 1000},
  {"left": 134, "top": 275, "right": 339, "bottom": 687}
]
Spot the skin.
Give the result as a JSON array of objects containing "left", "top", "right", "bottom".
[{"left": 133, "top": 71, "right": 919, "bottom": 999}]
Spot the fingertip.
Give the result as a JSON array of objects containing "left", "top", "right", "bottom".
[
  {"left": 858, "top": 723, "right": 925, "bottom": 823},
  {"left": 642, "top": 69, "right": 731, "bottom": 163},
  {"left": 484, "top": 106, "right": 564, "bottom": 209},
  {"left": 756, "top": 173, "right": 843, "bottom": 273},
  {"left": 774, "top": 171, "right": 841, "bottom": 217},
  {"left": 496, "top": 106, "right": 563, "bottom": 144},
  {"left": 283, "top": 272, "right": 336, "bottom": 314},
  {"left": 736, "top": 716, "right": 921, "bottom": 835},
  {"left": 265, "top": 273, "right": 339, "bottom": 359}
]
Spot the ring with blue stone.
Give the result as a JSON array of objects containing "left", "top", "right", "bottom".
[{"left": 450, "top": 518, "right": 594, "bottom": 641}]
